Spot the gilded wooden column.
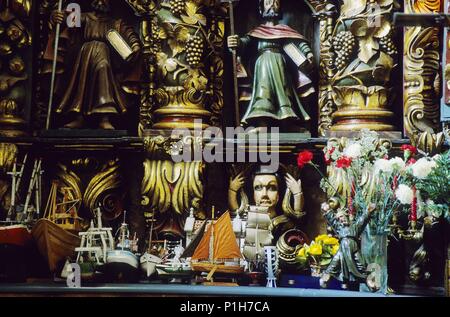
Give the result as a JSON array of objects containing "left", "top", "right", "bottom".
[
  {"left": 134, "top": 0, "right": 226, "bottom": 131},
  {"left": 324, "top": 0, "right": 398, "bottom": 132},
  {"left": 312, "top": 0, "right": 399, "bottom": 135},
  {"left": 306, "top": 0, "right": 338, "bottom": 136},
  {"left": 404, "top": 0, "right": 444, "bottom": 154},
  {"left": 141, "top": 138, "right": 206, "bottom": 238},
  {"left": 0, "top": 0, "right": 32, "bottom": 136}
]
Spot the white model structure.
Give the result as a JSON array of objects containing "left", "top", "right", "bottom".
[
  {"left": 73, "top": 207, "right": 115, "bottom": 278},
  {"left": 264, "top": 246, "right": 278, "bottom": 288}
]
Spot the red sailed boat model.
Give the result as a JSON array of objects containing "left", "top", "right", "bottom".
[{"left": 191, "top": 211, "right": 244, "bottom": 275}]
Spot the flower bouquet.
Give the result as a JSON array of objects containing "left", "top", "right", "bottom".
[{"left": 295, "top": 234, "right": 339, "bottom": 277}]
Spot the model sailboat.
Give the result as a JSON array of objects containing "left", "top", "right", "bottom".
[
  {"left": 190, "top": 210, "right": 244, "bottom": 274},
  {"left": 32, "top": 181, "right": 83, "bottom": 273}
]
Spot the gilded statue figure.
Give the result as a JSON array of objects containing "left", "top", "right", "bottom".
[
  {"left": 228, "top": 167, "right": 305, "bottom": 242},
  {"left": 319, "top": 203, "right": 375, "bottom": 290},
  {"left": 227, "top": 0, "right": 314, "bottom": 130},
  {"left": 45, "top": 0, "right": 142, "bottom": 130}
]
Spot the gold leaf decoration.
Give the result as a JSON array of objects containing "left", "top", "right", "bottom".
[
  {"left": 372, "top": 51, "right": 394, "bottom": 83},
  {"left": 83, "top": 160, "right": 123, "bottom": 216},
  {"left": 181, "top": 2, "right": 206, "bottom": 26},
  {"left": 341, "top": 0, "right": 367, "bottom": 17},
  {"left": 184, "top": 68, "right": 208, "bottom": 91},
  {"left": 168, "top": 25, "right": 189, "bottom": 56}
]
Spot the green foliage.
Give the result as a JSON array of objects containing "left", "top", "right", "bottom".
[{"left": 416, "top": 150, "right": 450, "bottom": 205}]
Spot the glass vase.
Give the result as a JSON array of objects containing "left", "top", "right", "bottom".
[
  {"left": 310, "top": 264, "right": 321, "bottom": 277},
  {"left": 360, "top": 225, "right": 388, "bottom": 294}
]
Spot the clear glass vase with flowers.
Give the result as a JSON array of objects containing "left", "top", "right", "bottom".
[{"left": 296, "top": 130, "right": 420, "bottom": 292}]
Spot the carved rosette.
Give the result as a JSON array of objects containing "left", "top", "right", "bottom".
[
  {"left": 0, "top": 1, "right": 32, "bottom": 136},
  {"left": 404, "top": 0, "right": 444, "bottom": 155},
  {"left": 141, "top": 159, "right": 204, "bottom": 238}
]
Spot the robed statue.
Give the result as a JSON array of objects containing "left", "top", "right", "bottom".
[
  {"left": 227, "top": 0, "right": 315, "bottom": 131},
  {"left": 44, "top": 0, "right": 142, "bottom": 130}
]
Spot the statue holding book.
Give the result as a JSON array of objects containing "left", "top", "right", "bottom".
[
  {"left": 45, "top": 0, "right": 142, "bottom": 130},
  {"left": 227, "top": 0, "right": 315, "bottom": 131}
]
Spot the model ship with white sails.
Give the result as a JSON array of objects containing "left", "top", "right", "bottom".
[{"left": 242, "top": 206, "right": 274, "bottom": 272}]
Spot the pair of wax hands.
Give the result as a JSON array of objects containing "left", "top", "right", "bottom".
[{"left": 229, "top": 172, "right": 302, "bottom": 196}]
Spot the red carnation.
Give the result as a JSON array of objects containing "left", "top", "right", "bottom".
[
  {"left": 407, "top": 158, "right": 417, "bottom": 165},
  {"left": 401, "top": 144, "right": 417, "bottom": 154},
  {"left": 328, "top": 147, "right": 336, "bottom": 155},
  {"left": 336, "top": 156, "right": 352, "bottom": 169},
  {"left": 401, "top": 144, "right": 417, "bottom": 160},
  {"left": 297, "top": 150, "right": 314, "bottom": 169}
]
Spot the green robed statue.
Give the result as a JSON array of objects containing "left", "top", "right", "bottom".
[{"left": 227, "top": 0, "right": 315, "bottom": 131}]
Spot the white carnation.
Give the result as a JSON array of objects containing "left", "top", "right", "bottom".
[
  {"left": 395, "top": 184, "right": 414, "bottom": 205},
  {"left": 374, "top": 159, "right": 392, "bottom": 174},
  {"left": 389, "top": 157, "right": 405, "bottom": 171},
  {"left": 343, "top": 143, "right": 362, "bottom": 159},
  {"left": 411, "top": 158, "right": 437, "bottom": 179}
]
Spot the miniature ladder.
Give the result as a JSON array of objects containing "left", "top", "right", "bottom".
[{"left": 264, "top": 246, "right": 278, "bottom": 288}]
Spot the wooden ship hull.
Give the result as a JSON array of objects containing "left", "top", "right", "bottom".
[
  {"left": 31, "top": 219, "right": 80, "bottom": 272},
  {"left": 192, "top": 261, "right": 245, "bottom": 274}
]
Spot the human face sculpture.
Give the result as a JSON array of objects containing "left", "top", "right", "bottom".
[
  {"left": 92, "top": 0, "right": 111, "bottom": 13},
  {"left": 253, "top": 174, "right": 279, "bottom": 211},
  {"left": 260, "top": 0, "right": 281, "bottom": 19}
]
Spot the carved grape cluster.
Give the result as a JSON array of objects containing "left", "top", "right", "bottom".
[
  {"left": 150, "top": 22, "right": 161, "bottom": 51},
  {"left": 379, "top": 35, "right": 398, "bottom": 56},
  {"left": 169, "top": 0, "right": 185, "bottom": 16},
  {"left": 332, "top": 31, "right": 356, "bottom": 71},
  {"left": 186, "top": 35, "right": 204, "bottom": 67}
]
